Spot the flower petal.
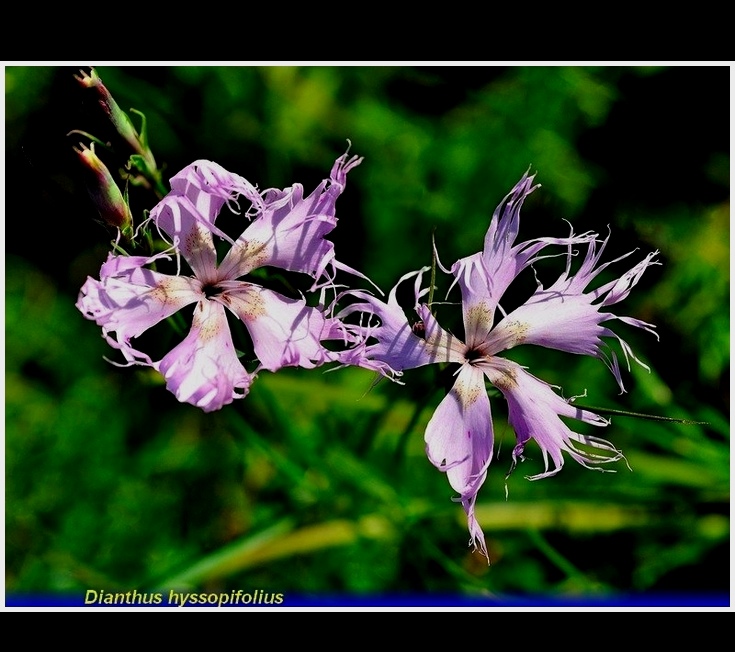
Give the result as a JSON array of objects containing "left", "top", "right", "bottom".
[
  {"left": 425, "top": 364, "right": 493, "bottom": 559},
  {"left": 449, "top": 172, "right": 538, "bottom": 345},
  {"left": 220, "top": 282, "right": 344, "bottom": 372},
  {"left": 218, "top": 152, "right": 363, "bottom": 286},
  {"left": 154, "top": 299, "right": 254, "bottom": 412},
  {"left": 449, "top": 172, "right": 596, "bottom": 347},
  {"left": 76, "top": 252, "right": 201, "bottom": 365},
  {"left": 336, "top": 269, "right": 465, "bottom": 379},
  {"left": 149, "top": 160, "right": 262, "bottom": 283},
  {"left": 485, "top": 291, "right": 607, "bottom": 358},
  {"left": 484, "top": 238, "right": 659, "bottom": 391},
  {"left": 482, "top": 357, "right": 623, "bottom": 481}
]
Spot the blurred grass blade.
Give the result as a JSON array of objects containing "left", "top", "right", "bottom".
[
  {"left": 474, "top": 501, "right": 650, "bottom": 532},
  {"left": 154, "top": 515, "right": 393, "bottom": 591},
  {"left": 152, "top": 518, "right": 295, "bottom": 590}
]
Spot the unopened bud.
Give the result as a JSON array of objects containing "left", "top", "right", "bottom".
[
  {"left": 74, "top": 142, "right": 133, "bottom": 234},
  {"left": 74, "top": 68, "right": 143, "bottom": 155},
  {"left": 74, "top": 67, "right": 161, "bottom": 196}
]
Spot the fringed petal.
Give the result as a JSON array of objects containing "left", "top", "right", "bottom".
[
  {"left": 154, "top": 300, "right": 254, "bottom": 412},
  {"left": 450, "top": 172, "right": 596, "bottom": 347},
  {"left": 482, "top": 358, "right": 622, "bottom": 481},
  {"left": 76, "top": 252, "right": 201, "bottom": 365},
  {"left": 425, "top": 365, "right": 493, "bottom": 560},
  {"left": 220, "top": 283, "right": 344, "bottom": 372},
  {"left": 483, "top": 240, "right": 659, "bottom": 390},
  {"left": 218, "top": 151, "right": 363, "bottom": 287},
  {"left": 148, "top": 160, "right": 262, "bottom": 283},
  {"left": 335, "top": 269, "right": 464, "bottom": 379}
]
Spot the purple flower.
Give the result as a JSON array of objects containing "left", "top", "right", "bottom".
[
  {"left": 77, "top": 152, "right": 363, "bottom": 412},
  {"left": 342, "top": 171, "right": 659, "bottom": 559}
]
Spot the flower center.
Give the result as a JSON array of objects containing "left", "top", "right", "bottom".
[
  {"left": 201, "top": 282, "right": 223, "bottom": 299},
  {"left": 465, "top": 347, "right": 486, "bottom": 364}
]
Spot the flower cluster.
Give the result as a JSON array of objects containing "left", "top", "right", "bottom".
[
  {"left": 339, "top": 171, "right": 659, "bottom": 558},
  {"left": 77, "top": 152, "right": 363, "bottom": 412},
  {"left": 78, "top": 154, "right": 658, "bottom": 559}
]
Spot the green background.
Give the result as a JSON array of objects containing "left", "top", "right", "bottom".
[{"left": 4, "top": 65, "right": 729, "bottom": 606}]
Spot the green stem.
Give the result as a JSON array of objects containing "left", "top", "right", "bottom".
[
  {"left": 573, "top": 404, "right": 708, "bottom": 425},
  {"left": 428, "top": 228, "right": 437, "bottom": 308}
]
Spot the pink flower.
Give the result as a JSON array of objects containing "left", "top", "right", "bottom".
[
  {"left": 343, "top": 171, "right": 659, "bottom": 559},
  {"left": 77, "top": 152, "right": 363, "bottom": 412}
]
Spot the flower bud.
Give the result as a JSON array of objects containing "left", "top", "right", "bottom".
[
  {"left": 75, "top": 68, "right": 142, "bottom": 154},
  {"left": 74, "top": 67, "right": 160, "bottom": 193},
  {"left": 73, "top": 142, "right": 133, "bottom": 234}
]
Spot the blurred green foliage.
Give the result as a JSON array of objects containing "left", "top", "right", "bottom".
[{"left": 5, "top": 65, "right": 729, "bottom": 605}]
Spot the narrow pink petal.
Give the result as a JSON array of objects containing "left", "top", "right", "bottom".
[
  {"left": 219, "top": 283, "right": 342, "bottom": 372},
  {"left": 425, "top": 364, "right": 493, "bottom": 559},
  {"left": 449, "top": 173, "right": 596, "bottom": 347},
  {"left": 335, "top": 269, "right": 464, "bottom": 379},
  {"left": 149, "top": 160, "right": 262, "bottom": 283},
  {"left": 482, "top": 357, "right": 622, "bottom": 481},
  {"left": 599, "top": 250, "right": 661, "bottom": 307},
  {"left": 485, "top": 291, "right": 608, "bottom": 358},
  {"left": 149, "top": 198, "right": 219, "bottom": 283},
  {"left": 483, "top": 240, "right": 659, "bottom": 391},
  {"left": 76, "top": 252, "right": 202, "bottom": 365},
  {"left": 336, "top": 290, "right": 433, "bottom": 376},
  {"left": 454, "top": 172, "right": 540, "bottom": 338},
  {"left": 218, "top": 152, "right": 362, "bottom": 285},
  {"left": 168, "top": 159, "right": 262, "bottom": 220},
  {"left": 540, "top": 234, "right": 659, "bottom": 304},
  {"left": 417, "top": 303, "right": 467, "bottom": 364},
  {"left": 450, "top": 251, "right": 504, "bottom": 348},
  {"left": 154, "top": 299, "right": 254, "bottom": 412}
]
